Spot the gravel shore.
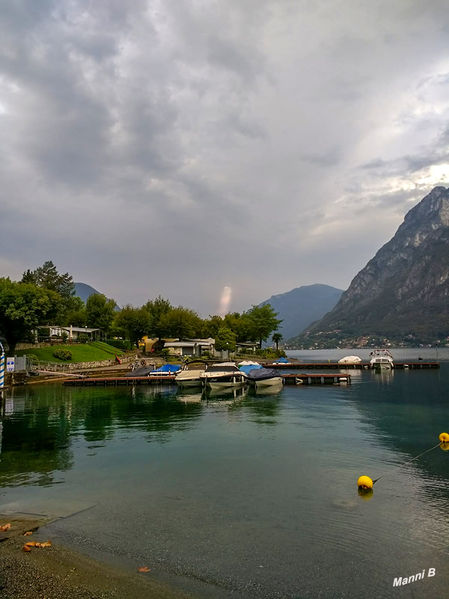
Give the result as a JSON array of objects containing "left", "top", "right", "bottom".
[{"left": 0, "top": 516, "right": 193, "bottom": 599}]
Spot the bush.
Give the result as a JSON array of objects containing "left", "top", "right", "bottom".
[
  {"left": 37, "top": 327, "right": 50, "bottom": 342},
  {"left": 53, "top": 349, "right": 72, "bottom": 361},
  {"left": 105, "top": 338, "right": 133, "bottom": 351}
]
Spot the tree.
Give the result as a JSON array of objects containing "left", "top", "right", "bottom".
[
  {"left": 223, "top": 312, "right": 253, "bottom": 342},
  {"left": 144, "top": 296, "right": 173, "bottom": 338},
  {"left": 86, "top": 294, "right": 116, "bottom": 335},
  {"left": 21, "top": 261, "right": 75, "bottom": 298},
  {"left": 113, "top": 306, "right": 151, "bottom": 346},
  {"left": 158, "top": 307, "right": 203, "bottom": 339},
  {"left": 245, "top": 305, "right": 282, "bottom": 348},
  {"left": 272, "top": 332, "right": 283, "bottom": 350},
  {"left": 202, "top": 315, "right": 223, "bottom": 338},
  {"left": 64, "top": 296, "right": 87, "bottom": 327},
  {"left": 214, "top": 326, "right": 236, "bottom": 353},
  {"left": 0, "top": 278, "right": 62, "bottom": 352}
]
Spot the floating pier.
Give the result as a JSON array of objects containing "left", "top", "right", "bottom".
[
  {"left": 63, "top": 373, "right": 351, "bottom": 387},
  {"left": 263, "top": 361, "right": 440, "bottom": 370},
  {"left": 64, "top": 375, "right": 177, "bottom": 386},
  {"left": 282, "top": 373, "right": 350, "bottom": 385}
]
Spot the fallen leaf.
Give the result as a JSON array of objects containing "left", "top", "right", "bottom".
[
  {"left": 22, "top": 545, "right": 32, "bottom": 552},
  {"left": 23, "top": 531, "right": 33, "bottom": 536},
  {"left": 38, "top": 541, "right": 52, "bottom": 548},
  {"left": 0, "top": 523, "right": 11, "bottom": 531},
  {"left": 25, "top": 541, "right": 38, "bottom": 547},
  {"left": 138, "top": 567, "right": 151, "bottom": 573}
]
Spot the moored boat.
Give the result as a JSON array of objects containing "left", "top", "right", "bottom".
[
  {"left": 200, "top": 362, "right": 248, "bottom": 390},
  {"left": 175, "top": 360, "right": 207, "bottom": 387},
  {"left": 150, "top": 363, "right": 182, "bottom": 375},
  {"left": 338, "top": 355, "right": 362, "bottom": 364},
  {"left": 245, "top": 367, "right": 283, "bottom": 389},
  {"left": 369, "top": 349, "right": 394, "bottom": 370}
]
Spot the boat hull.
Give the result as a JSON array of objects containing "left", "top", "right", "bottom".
[{"left": 253, "top": 376, "right": 283, "bottom": 388}]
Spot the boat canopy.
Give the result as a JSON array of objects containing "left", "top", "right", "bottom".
[
  {"left": 338, "top": 355, "right": 362, "bottom": 364},
  {"left": 246, "top": 368, "right": 280, "bottom": 381},
  {"left": 273, "top": 357, "right": 289, "bottom": 364},
  {"left": 238, "top": 360, "right": 260, "bottom": 366},
  {"left": 239, "top": 363, "right": 263, "bottom": 375},
  {"left": 153, "top": 364, "right": 181, "bottom": 373}
]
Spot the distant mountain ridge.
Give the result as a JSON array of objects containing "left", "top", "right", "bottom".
[
  {"left": 74, "top": 282, "right": 101, "bottom": 303},
  {"left": 293, "top": 186, "right": 449, "bottom": 347},
  {"left": 260, "top": 284, "right": 343, "bottom": 339}
]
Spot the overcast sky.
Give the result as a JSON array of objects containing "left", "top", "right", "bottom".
[{"left": 2, "top": 1, "right": 449, "bottom": 315}]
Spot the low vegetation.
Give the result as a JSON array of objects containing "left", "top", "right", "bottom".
[{"left": 17, "top": 342, "right": 123, "bottom": 364}]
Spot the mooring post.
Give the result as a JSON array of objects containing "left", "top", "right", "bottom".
[{"left": 0, "top": 341, "right": 5, "bottom": 397}]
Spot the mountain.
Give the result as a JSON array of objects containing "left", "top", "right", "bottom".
[
  {"left": 74, "top": 282, "right": 102, "bottom": 303},
  {"left": 292, "top": 186, "right": 449, "bottom": 347},
  {"left": 260, "top": 284, "right": 343, "bottom": 339}
]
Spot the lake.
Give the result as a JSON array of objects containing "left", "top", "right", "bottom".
[{"left": 0, "top": 348, "right": 448, "bottom": 598}]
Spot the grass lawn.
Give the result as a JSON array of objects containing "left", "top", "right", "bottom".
[{"left": 16, "top": 342, "right": 124, "bottom": 364}]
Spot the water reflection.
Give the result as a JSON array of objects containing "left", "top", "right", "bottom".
[{"left": 0, "top": 384, "right": 205, "bottom": 487}]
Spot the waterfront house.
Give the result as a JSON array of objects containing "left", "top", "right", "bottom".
[
  {"left": 41, "top": 325, "right": 102, "bottom": 342},
  {"left": 163, "top": 338, "right": 215, "bottom": 357}
]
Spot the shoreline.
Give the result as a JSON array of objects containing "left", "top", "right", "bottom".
[{"left": 0, "top": 515, "right": 194, "bottom": 599}]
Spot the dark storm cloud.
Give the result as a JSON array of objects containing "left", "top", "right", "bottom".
[{"left": 3, "top": 1, "right": 449, "bottom": 314}]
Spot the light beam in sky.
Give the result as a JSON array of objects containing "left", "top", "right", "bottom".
[{"left": 218, "top": 286, "right": 232, "bottom": 317}]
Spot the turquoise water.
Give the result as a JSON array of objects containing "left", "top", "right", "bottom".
[{"left": 1, "top": 350, "right": 449, "bottom": 598}]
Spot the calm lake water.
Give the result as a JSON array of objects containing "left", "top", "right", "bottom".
[{"left": 1, "top": 348, "right": 449, "bottom": 598}]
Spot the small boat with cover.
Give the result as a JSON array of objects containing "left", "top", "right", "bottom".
[
  {"left": 150, "top": 363, "right": 182, "bottom": 376},
  {"left": 245, "top": 367, "right": 283, "bottom": 389}
]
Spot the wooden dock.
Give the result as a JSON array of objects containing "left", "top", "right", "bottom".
[
  {"left": 64, "top": 375, "right": 177, "bottom": 386},
  {"left": 63, "top": 373, "right": 351, "bottom": 387},
  {"left": 283, "top": 373, "right": 350, "bottom": 385},
  {"left": 263, "top": 362, "right": 440, "bottom": 370}
]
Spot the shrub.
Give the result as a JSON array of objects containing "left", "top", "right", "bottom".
[
  {"left": 53, "top": 349, "right": 72, "bottom": 361},
  {"left": 105, "top": 338, "right": 132, "bottom": 351}
]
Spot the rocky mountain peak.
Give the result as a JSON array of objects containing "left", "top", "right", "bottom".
[{"left": 290, "top": 186, "right": 449, "bottom": 346}]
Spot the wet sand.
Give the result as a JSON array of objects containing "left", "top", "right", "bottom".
[{"left": 0, "top": 516, "right": 194, "bottom": 599}]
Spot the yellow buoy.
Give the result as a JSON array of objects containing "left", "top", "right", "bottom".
[
  {"left": 357, "top": 475, "right": 373, "bottom": 490},
  {"left": 358, "top": 488, "right": 374, "bottom": 500},
  {"left": 440, "top": 442, "right": 449, "bottom": 452},
  {"left": 439, "top": 432, "right": 449, "bottom": 443}
]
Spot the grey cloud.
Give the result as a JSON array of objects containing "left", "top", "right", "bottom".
[{"left": 3, "top": 1, "right": 449, "bottom": 314}]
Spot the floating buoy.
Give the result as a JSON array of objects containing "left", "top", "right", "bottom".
[
  {"left": 358, "top": 487, "right": 373, "bottom": 500},
  {"left": 440, "top": 442, "right": 449, "bottom": 452},
  {"left": 357, "top": 475, "right": 373, "bottom": 490},
  {"left": 439, "top": 432, "right": 449, "bottom": 443}
]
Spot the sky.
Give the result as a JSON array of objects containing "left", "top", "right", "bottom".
[{"left": 2, "top": 1, "right": 449, "bottom": 316}]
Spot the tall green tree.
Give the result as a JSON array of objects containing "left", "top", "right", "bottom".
[
  {"left": 113, "top": 306, "right": 151, "bottom": 347},
  {"left": 215, "top": 326, "right": 237, "bottom": 353},
  {"left": 21, "top": 261, "right": 75, "bottom": 298},
  {"left": 63, "top": 296, "right": 87, "bottom": 327},
  {"left": 245, "top": 304, "right": 282, "bottom": 348},
  {"left": 86, "top": 294, "right": 116, "bottom": 334},
  {"left": 0, "top": 278, "right": 62, "bottom": 352},
  {"left": 144, "top": 296, "right": 173, "bottom": 338},
  {"left": 158, "top": 307, "right": 203, "bottom": 339}
]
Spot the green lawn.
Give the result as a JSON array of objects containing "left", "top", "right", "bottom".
[{"left": 16, "top": 342, "right": 124, "bottom": 364}]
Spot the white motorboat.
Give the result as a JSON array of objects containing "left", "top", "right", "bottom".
[
  {"left": 175, "top": 360, "right": 207, "bottom": 387},
  {"left": 369, "top": 349, "right": 394, "bottom": 370},
  {"left": 200, "top": 362, "right": 248, "bottom": 390}
]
